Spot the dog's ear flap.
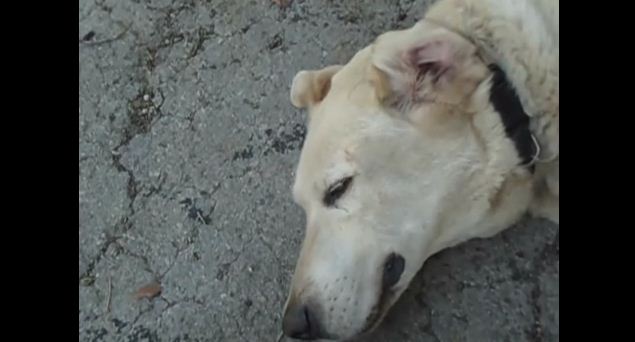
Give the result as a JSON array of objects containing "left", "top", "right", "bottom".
[
  {"left": 370, "top": 27, "right": 476, "bottom": 103},
  {"left": 290, "top": 65, "right": 342, "bottom": 109}
]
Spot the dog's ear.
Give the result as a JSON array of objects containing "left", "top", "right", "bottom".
[
  {"left": 290, "top": 65, "right": 342, "bottom": 109},
  {"left": 370, "top": 26, "right": 479, "bottom": 104}
]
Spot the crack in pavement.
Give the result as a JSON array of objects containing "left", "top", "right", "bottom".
[{"left": 80, "top": 217, "right": 133, "bottom": 284}]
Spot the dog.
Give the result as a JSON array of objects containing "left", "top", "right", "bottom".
[{"left": 281, "top": 0, "right": 558, "bottom": 340}]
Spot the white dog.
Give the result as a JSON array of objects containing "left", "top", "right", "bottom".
[{"left": 282, "top": 0, "right": 558, "bottom": 340}]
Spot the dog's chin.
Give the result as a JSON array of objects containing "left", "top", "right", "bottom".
[{"left": 340, "top": 307, "right": 393, "bottom": 342}]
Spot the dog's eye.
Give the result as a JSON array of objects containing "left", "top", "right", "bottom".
[{"left": 323, "top": 176, "right": 353, "bottom": 207}]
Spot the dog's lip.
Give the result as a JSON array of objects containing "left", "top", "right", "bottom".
[{"left": 357, "top": 285, "right": 400, "bottom": 337}]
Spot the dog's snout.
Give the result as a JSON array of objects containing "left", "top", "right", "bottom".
[
  {"left": 282, "top": 302, "right": 323, "bottom": 340},
  {"left": 382, "top": 253, "right": 405, "bottom": 288}
]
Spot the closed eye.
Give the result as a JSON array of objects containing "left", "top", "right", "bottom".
[{"left": 323, "top": 176, "right": 353, "bottom": 207}]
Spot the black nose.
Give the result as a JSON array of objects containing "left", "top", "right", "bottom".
[
  {"left": 282, "top": 303, "right": 323, "bottom": 340},
  {"left": 383, "top": 253, "right": 405, "bottom": 288}
]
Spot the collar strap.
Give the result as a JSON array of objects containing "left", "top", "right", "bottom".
[{"left": 488, "top": 64, "right": 538, "bottom": 172}]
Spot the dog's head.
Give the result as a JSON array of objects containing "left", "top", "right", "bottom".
[{"left": 282, "top": 22, "right": 533, "bottom": 341}]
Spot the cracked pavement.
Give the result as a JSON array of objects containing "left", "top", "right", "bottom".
[{"left": 78, "top": 0, "right": 559, "bottom": 341}]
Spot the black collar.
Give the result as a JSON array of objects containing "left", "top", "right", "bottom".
[{"left": 487, "top": 64, "right": 537, "bottom": 172}]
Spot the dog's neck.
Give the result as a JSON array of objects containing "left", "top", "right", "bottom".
[{"left": 424, "top": 69, "right": 539, "bottom": 254}]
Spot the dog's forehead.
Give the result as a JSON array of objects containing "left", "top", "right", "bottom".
[
  {"left": 292, "top": 46, "right": 388, "bottom": 202},
  {"left": 292, "top": 110, "right": 373, "bottom": 208}
]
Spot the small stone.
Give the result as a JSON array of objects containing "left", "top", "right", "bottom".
[
  {"left": 80, "top": 275, "right": 95, "bottom": 287},
  {"left": 82, "top": 31, "right": 95, "bottom": 41}
]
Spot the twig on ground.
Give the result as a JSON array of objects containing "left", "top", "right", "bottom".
[{"left": 80, "top": 22, "right": 132, "bottom": 46}]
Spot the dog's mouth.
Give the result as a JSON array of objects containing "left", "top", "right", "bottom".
[
  {"left": 355, "top": 253, "right": 406, "bottom": 338},
  {"left": 357, "top": 286, "right": 400, "bottom": 337}
]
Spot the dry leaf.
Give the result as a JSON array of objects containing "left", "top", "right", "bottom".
[{"left": 134, "top": 281, "right": 162, "bottom": 300}]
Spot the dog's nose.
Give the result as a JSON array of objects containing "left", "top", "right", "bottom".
[{"left": 282, "top": 303, "right": 322, "bottom": 340}]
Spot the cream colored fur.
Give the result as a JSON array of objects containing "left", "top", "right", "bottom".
[{"left": 282, "top": 0, "right": 558, "bottom": 340}]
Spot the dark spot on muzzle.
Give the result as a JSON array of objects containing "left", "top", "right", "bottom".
[{"left": 382, "top": 253, "right": 405, "bottom": 289}]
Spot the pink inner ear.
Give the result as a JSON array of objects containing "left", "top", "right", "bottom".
[{"left": 407, "top": 41, "right": 453, "bottom": 74}]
